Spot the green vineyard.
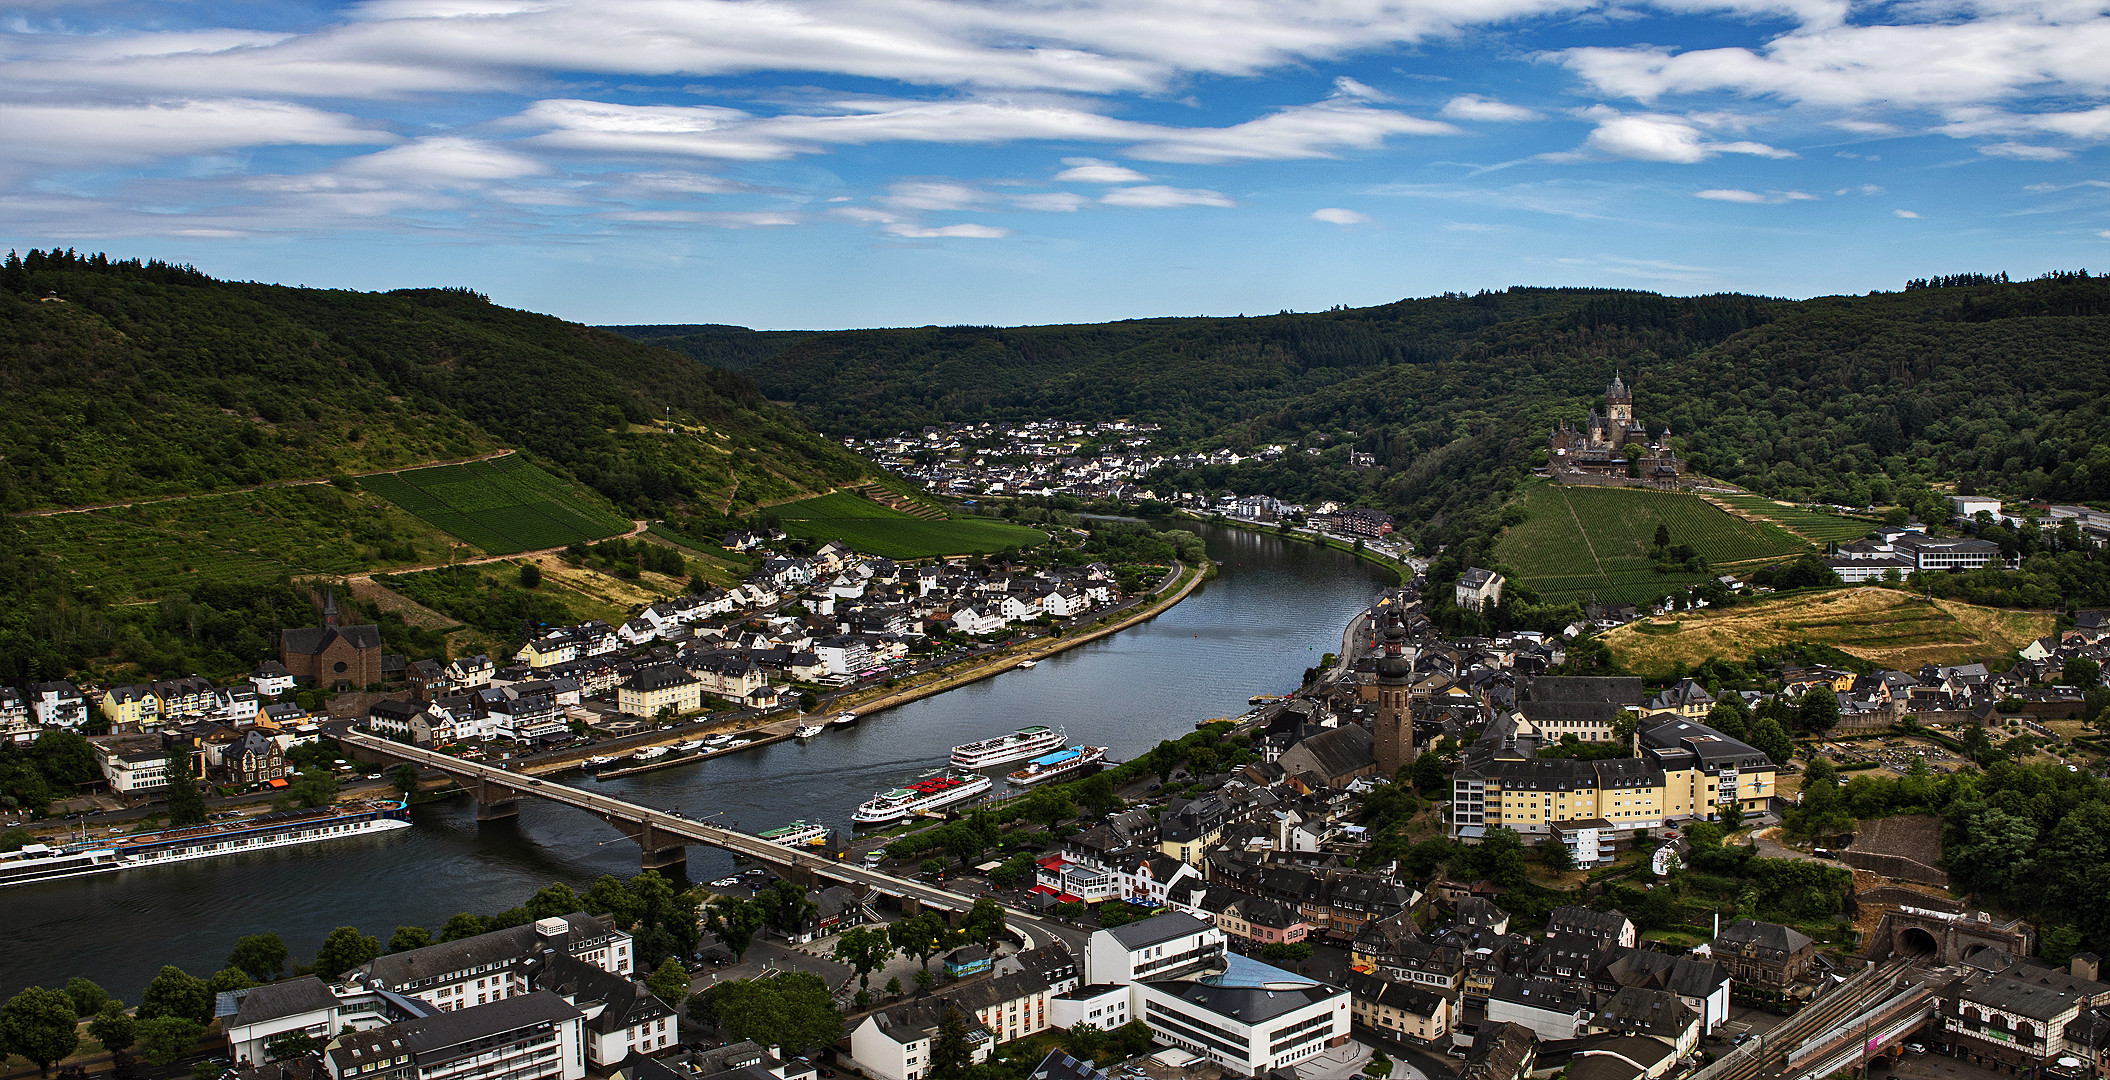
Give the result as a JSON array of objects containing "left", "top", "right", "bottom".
[
  {"left": 1496, "top": 482, "right": 1815, "bottom": 604},
  {"left": 363, "top": 454, "right": 633, "bottom": 555},
  {"left": 1709, "top": 493, "right": 1879, "bottom": 543}
]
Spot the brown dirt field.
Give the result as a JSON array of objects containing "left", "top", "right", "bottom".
[
  {"left": 346, "top": 577, "right": 460, "bottom": 632},
  {"left": 1605, "top": 587, "right": 2052, "bottom": 676},
  {"left": 524, "top": 555, "right": 680, "bottom": 622}
]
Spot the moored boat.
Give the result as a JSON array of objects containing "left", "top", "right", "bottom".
[
  {"left": 831, "top": 712, "right": 859, "bottom": 727},
  {"left": 0, "top": 800, "right": 410, "bottom": 889},
  {"left": 633, "top": 745, "right": 670, "bottom": 761},
  {"left": 852, "top": 772, "right": 994, "bottom": 825},
  {"left": 1015, "top": 660, "right": 1038, "bottom": 669},
  {"left": 756, "top": 820, "right": 829, "bottom": 846},
  {"left": 794, "top": 723, "right": 824, "bottom": 738},
  {"left": 675, "top": 740, "right": 705, "bottom": 752},
  {"left": 585, "top": 755, "right": 617, "bottom": 767},
  {"left": 950, "top": 725, "right": 1064, "bottom": 769},
  {"left": 1006, "top": 745, "right": 1107, "bottom": 787}
]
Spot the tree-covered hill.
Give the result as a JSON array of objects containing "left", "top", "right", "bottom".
[
  {"left": 619, "top": 275, "right": 2110, "bottom": 551},
  {"left": 0, "top": 249, "right": 869, "bottom": 516}
]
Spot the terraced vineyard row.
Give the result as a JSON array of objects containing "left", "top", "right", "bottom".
[
  {"left": 1710, "top": 493, "right": 1880, "bottom": 543},
  {"left": 365, "top": 455, "right": 631, "bottom": 555},
  {"left": 1496, "top": 482, "right": 1816, "bottom": 604}
]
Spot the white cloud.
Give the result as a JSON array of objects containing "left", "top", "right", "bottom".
[
  {"left": 885, "top": 222, "right": 1010, "bottom": 238},
  {"left": 1011, "top": 191, "right": 1088, "bottom": 211},
  {"left": 0, "top": 98, "right": 391, "bottom": 166},
  {"left": 1894, "top": 209, "right": 1920, "bottom": 217},
  {"left": 2099, "top": 230, "right": 2110, "bottom": 238},
  {"left": 1695, "top": 188, "right": 1816, "bottom": 203},
  {"left": 1126, "top": 98, "right": 1459, "bottom": 163},
  {"left": 1441, "top": 95, "right": 1541, "bottom": 123},
  {"left": 1311, "top": 207, "right": 1370, "bottom": 224},
  {"left": 1978, "top": 141, "right": 2072, "bottom": 160},
  {"left": 605, "top": 210, "right": 801, "bottom": 227},
  {"left": 881, "top": 180, "right": 990, "bottom": 211},
  {"left": 1579, "top": 110, "right": 1795, "bottom": 163},
  {"left": 1827, "top": 118, "right": 1902, "bottom": 135},
  {"left": 1055, "top": 157, "right": 1150, "bottom": 183},
  {"left": 1101, "top": 185, "right": 1235, "bottom": 207},
  {"left": 1330, "top": 77, "right": 1393, "bottom": 102},
  {"left": 338, "top": 137, "right": 546, "bottom": 183}
]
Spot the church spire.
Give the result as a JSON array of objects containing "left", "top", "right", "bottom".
[{"left": 323, "top": 587, "right": 338, "bottom": 627}]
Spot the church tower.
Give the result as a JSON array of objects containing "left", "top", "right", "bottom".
[
  {"left": 1605, "top": 372, "right": 1634, "bottom": 427},
  {"left": 1373, "top": 607, "right": 1415, "bottom": 780}
]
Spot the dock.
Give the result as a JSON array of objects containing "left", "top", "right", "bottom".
[{"left": 588, "top": 718, "right": 801, "bottom": 780}]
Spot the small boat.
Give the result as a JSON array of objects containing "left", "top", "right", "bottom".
[
  {"left": 632, "top": 746, "right": 670, "bottom": 761},
  {"left": 585, "top": 755, "right": 616, "bottom": 767},
  {"left": 704, "top": 733, "right": 736, "bottom": 748},
  {"left": 794, "top": 723, "right": 825, "bottom": 739},
  {"left": 831, "top": 712, "right": 859, "bottom": 727},
  {"left": 675, "top": 740, "right": 705, "bottom": 752},
  {"left": 1016, "top": 660, "right": 1038, "bottom": 669}
]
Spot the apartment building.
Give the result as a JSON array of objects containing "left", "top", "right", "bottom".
[
  {"left": 343, "top": 915, "right": 632, "bottom": 1010},
  {"left": 321, "top": 991, "right": 586, "bottom": 1080}
]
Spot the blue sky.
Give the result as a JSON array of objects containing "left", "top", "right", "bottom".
[{"left": 3, "top": 0, "right": 2107, "bottom": 328}]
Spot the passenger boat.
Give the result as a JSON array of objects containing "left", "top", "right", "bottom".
[
  {"left": 0, "top": 800, "right": 411, "bottom": 890},
  {"left": 1015, "top": 660, "right": 1038, "bottom": 669},
  {"left": 633, "top": 745, "right": 670, "bottom": 761},
  {"left": 950, "top": 725, "right": 1064, "bottom": 769},
  {"left": 1006, "top": 745, "right": 1107, "bottom": 787},
  {"left": 852, "top": 772, "right": 994, "bottom": 825},
  {"left": 831, "top": 712, "right": 859, "bottom": 727},
  {"left": 756, "top": 820, "right": 829, "bottom": 847},
  {"left": 794, "top": 723, "right": 825, "bottom": 739}
]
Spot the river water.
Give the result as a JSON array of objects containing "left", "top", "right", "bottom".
[{"left": 3, "top": 523, "right": 1391, "bottom": 1001}]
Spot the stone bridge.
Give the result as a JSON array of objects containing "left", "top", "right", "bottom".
[{"left": 1866, "top": 905, "right": 2035, "bottom": 965}]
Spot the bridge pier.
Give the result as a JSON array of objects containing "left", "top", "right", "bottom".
[
  {"left": 477, "top": 798, "right": 520, "bottom": 822},
  {"left": 641, "top": 845, "right": 689, "bottom": 878}
]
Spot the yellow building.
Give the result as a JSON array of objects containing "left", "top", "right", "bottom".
[
  {"left": 1450, "top": 716, "right": 1775, "bottom": 841},
  {"left": 616, "top": 665, "right": 701, "bottom": 717},
  {"left": 99, "top": 684, "right": 161, "bottom": 727},
  {"left": 1346, "top": 973, "right": 1452, "bottom": 1043}
]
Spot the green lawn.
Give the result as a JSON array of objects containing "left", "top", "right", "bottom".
[
  {"left": 363, "top": 455, "right": 632, "bottom": 555},
  {"left": 19, "top": 484, "right": 458, "bottom": 600},
  {"left": 1710, "top": 493, "right": 1880, "bottom": 543},
  {"left": 1496, "top": 482, "right": 1813, "bottom": 604},
  {"left": 773, "top": 491, "right": 1047, "bottom": 559}
]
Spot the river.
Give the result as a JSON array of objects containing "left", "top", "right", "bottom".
[{"left": 3, "top": 522, "right": 1393, "bottom": 1001}]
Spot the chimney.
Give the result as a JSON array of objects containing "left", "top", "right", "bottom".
[{"left": 2073, "top": 953, "right": 2101, "bottom": 983}]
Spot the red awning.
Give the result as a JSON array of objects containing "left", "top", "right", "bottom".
[{"left": 267, "top": 778, "right": 290, "bottom": 788}]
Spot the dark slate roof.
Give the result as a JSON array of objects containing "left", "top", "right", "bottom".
[
  {"left": 1567, "top": 1035, "right": 1675, "bottom": 1080},
  {"left": 1596, "top": 985, "right": 1696, "bottom": 1039},
  {"left": 1954, "top": 972, "right": 2100, "bottom": 1022},
  {"left": 1142, "top": 978, "right": 1340, "bottom": 1025},
  {"left": 536, "top": 954, "right": 672, "bottom": 1035},
  {"left": 352, "top": 912, "right": 614, "bottom": 984},
  {"left": 1344, "top": 972, "right": 1447, "bottom": 1016},
  {"left": 1520, "top": 677, "right": 1643, "bottom": 705},
  {"left": 1548, "top": 905, "right": 1632, "bottom": 942},
  {"left": 1278, "top": 725, "right": 1377, "bottom": 781},
  {"left": 328, "top": 992, "right": 581, "bottom": 1073},
  {"left": 1028, "top": 1050, "right": 1113, "bottom": 1080},
  {"left": 1711, "top": 919, "right": 1812, "bottom": 960},
  {"left": 231, "top": 976, "right": 339, "bottom": 1026},
  {"left": 1461, "top": 1021, "right": 1536, "bottom": 1080},
  {"left": 938, "top": 971, "right": 1050, "bottom": 1013},
  {"left": 866, "top": 1000, "right": 990, "bottom": 1046},
  {"left": 282, "top": 624, "right": 383, "bottom": 655},
  {"left": 1004, "top": 944, "right": 1079, "bottom": 985},
  {"left": 1106, "top": 911, "right": 1215, "bottom": 950}
]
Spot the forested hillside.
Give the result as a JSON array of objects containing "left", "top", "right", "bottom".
[
  {"left": 625, "top": 276, "right": 2110, "bottom": 553},
  {"left": 0, "top": 249, "right": 868, "bottom": 515}
]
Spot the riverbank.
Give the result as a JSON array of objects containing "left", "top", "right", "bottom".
[{"left": 1176, "top": 511, "right": 1414, "bottom": 584}]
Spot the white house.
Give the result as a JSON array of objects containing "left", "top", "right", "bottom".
[
  {"left": 1134, "top": 971, "right": 1350, "bottom": 1076},
  {"left": 1084, "top": 912, "right": 1226, "bottom": 985},
  {"left": 322, "top": 992, "right": 586, "bottom": 1080},
  {"left": 1048, "top": 984, "right": 1130, "bottom": 1032},
  {"left": 29, "top": 681, "right": 86, "bottom": 728},
  {"left": 223, "top": 977, "right": 403, "bottom": 1067},
  {"left": 849, "top": 1000, "right": 993, "bottom": 1080},
  {"left": 1486, "top": 975, "right": 1592, "bottom": 1042},
  {"left": 250, "top": 661, "right": 296, "bottom": 700}
]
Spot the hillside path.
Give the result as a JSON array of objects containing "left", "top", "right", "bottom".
[
  {"left": 11, "top": 448, "right": 517, "bottom": 517},
  {"left": 343, "top": 518, "right": 651, "bottom": 585},
  {"left": 1559, "top": 485, "right": 1611, "bottom": 581}
]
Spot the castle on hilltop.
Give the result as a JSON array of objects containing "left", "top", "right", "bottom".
[{"left": 1546, "top": 373, "right": 1684, "bottom": 483}]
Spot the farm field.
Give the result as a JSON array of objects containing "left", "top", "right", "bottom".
[
  {"left": 18, "top": 485, "right": 457, "bottom": 600},
  {"left": 1603, "top": 586, "right": 2053, "bottom": 675},
  {"left": 773, "top": 490, "right": 1047, "bottom": 559},
  {"left": 1710, "top": 493, "right": 1879, "bottom": 543},
  {"left": 363, "top": 454, "right": 632, "bottom": 555},
  {"left": 1496, "top": 482, "right": 1813, "bottom": 604}
]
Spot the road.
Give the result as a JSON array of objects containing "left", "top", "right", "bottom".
[{"left": 10, "top": 448, "right": 519, "bottom": 516}]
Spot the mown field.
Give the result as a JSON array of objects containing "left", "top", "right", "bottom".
[
  {"left": 773, "top": 490, "right": 1047, "bottom": 559},
  {"left": 1604, "top": 587, "right": 2053, "bottom": 675},
  {"left": 363, "top": 454, "right": 633, "bottom": 555},
  {"left": 1496, "top": 482, "right": 1812, "bottom": 604},
  {"left": 1709, "top": 493, "right": 1879, "bottom": 543},
  {"left": 18, "top": 484, "right": 460, "bottom": 600}
]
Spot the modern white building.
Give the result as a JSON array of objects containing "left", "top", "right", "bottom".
[
  {"left": 1134, "top": 971, "right": 1350, "bottom": 1076},
  {"left": 321, "top": 991, "right": 586, "bottom": 1080},
  {"left": 343, "top": 915, "right": 633, "bottom": 1011},
  {"left": 1084, "top": 913, "right": 1227, "bottom": 985},
  {"left": 223, "top": 977, "right": 407, "bottom": 1067},
  {"left": 1049, "top": 985, "right": 1130, "bottom": 1032}
]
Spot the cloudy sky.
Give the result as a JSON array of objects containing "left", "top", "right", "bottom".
[{"left": 4, "top": 0, "right": 2107, "bottom": 327}]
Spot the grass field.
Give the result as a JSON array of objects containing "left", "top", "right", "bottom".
[
  {"left": 1604, "top": 586, "right": 2054, "bottom": 675},
  {"left": 774, "top": 491, "right": 1047, "bottom": 559},
  {"left": 1709, "top": 493, "right": 1879, "bottom": 543},
  {"left": 1496, "top": 482, "right": 1813, "bottom": 604},
  {"left": 363, "top": 454, "right": 632, "bottom": 555},
  {"left": 20, "top": 485, "right": 459, "bottom": 600}
]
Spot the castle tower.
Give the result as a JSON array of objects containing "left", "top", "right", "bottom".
[
  {"left": 1373, "top": 608, "right": 1415, "bottom": 780},
  {"left": 1605, "top": 372, "right": 1634, "bottom": 427}
]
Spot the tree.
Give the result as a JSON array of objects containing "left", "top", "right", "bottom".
[
  {"left": 1797, "top": 690, "right": 1841, "bottom": 732},
  {"left": 1481, "top": 826, "right": 1528, "bottom": 888},
  {"left": 884, "top": 976, "right": 904, "bottom": 997},
  {"left": 527, "top": 881, "right": 586, "bottom": 921},
  {"left": 390, "top": 764, "right": 420, "bottom": 796},
  {"left": 1706, "top": 698, "right": 1752, "bottom": 742},
  {"left": 439, "top": 913, "right": 486, "bottom": 942},
  {"left": 1539, "top": 838, "right": 1576, "bottom": 872},
  {"left": 1075, "top": 773, "right": 1121, "bottom": 818},
  {"left": 1653, "top": 524, "right": 1671, "bottom": 549},
  {"left": 134, "top": 1016, "right": 203, "bottom": 1067},
  {"left": 1410, "top": 750, "right": 1447, "bottom": 795},
  {"left": 1947, "top": 806, "right": 2039, "bottom": 898},
  {"left": 913, "top": 969, "right": 937, "bottom": 992},
  {"left": 960, "top": 898, "right": 1007, "bottom": 953},
  {"left": 88, "top": 1006, "right": 134, "bottom": 1054},
  {"left": 263, "top": 1033, "right": 322, "bottom": 1062},
  {"left": 62, "top": 978, "right": 110, "bottom": 1019},
  {"left": 831, "top": 927, "right": 896, "bottom": 989},
  {"left": 928, "top": 1005, "right": 973, "bottom": 1080},
  {"left": 705, "top": 897, "right": 768, "bottom": 961},
  {"left": 1367, "top": 1052, "right": 1393, "bottom": 1079},
  {"left": 163, "top": 755, "right": 207, "bottom": 828},
  {"left": 226, "top": 934, "right": 289, "bottom": 982},
  {"left": 139, "top": 967, "right": 210, "bottom": 1024},
  {"left": 692, "top": 973, "right": 841, "bottom": 1054},
  {"left": 2061, "top": 658, "right": 2101, "bottom": 688},
  {"left": 890, "top": 912, "right": 950, "bottom": 970},
  {"left": 1720, "top": 801, "right": 1745, "bottom": 831},
  {"left": 758, "top": 879, "right": 819, "bottom": 937},
  {"left": 1, "top": 986, "right": 81, "bottom": 1077},
  {"left": 1259, "top": 942, "right": 1313, "bottom": 967},
  {"left": 646, "top": 958, "right": 689, "bottom": 1006},
  {"left": 519, "top": 562, "right": 543, "bottom": 589},
  {"left": 207, "top": 969, "right": 254, "bottom": 995},
  {"left": 389, "top": 926, "right": 434, "bottom": 953},
  {"left": 313, "top": 926, "right": 381, "bottom": 979},
  {"left": 1750, "top": 718, "right": 1794, "bottom": 767},
  {"left": 284, "top": 769, "right": 338, "bottom": 809},
  {"left": 1063, "top": 1021, "right": 1107, "bottom": 1062},
  {"left": 1019, "top": 787, "right": 1075, "bottom": 831}
]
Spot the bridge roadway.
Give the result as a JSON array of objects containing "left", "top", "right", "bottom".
[{"left": 342, "top": 729, "right": 1031, "bottom": 925}]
